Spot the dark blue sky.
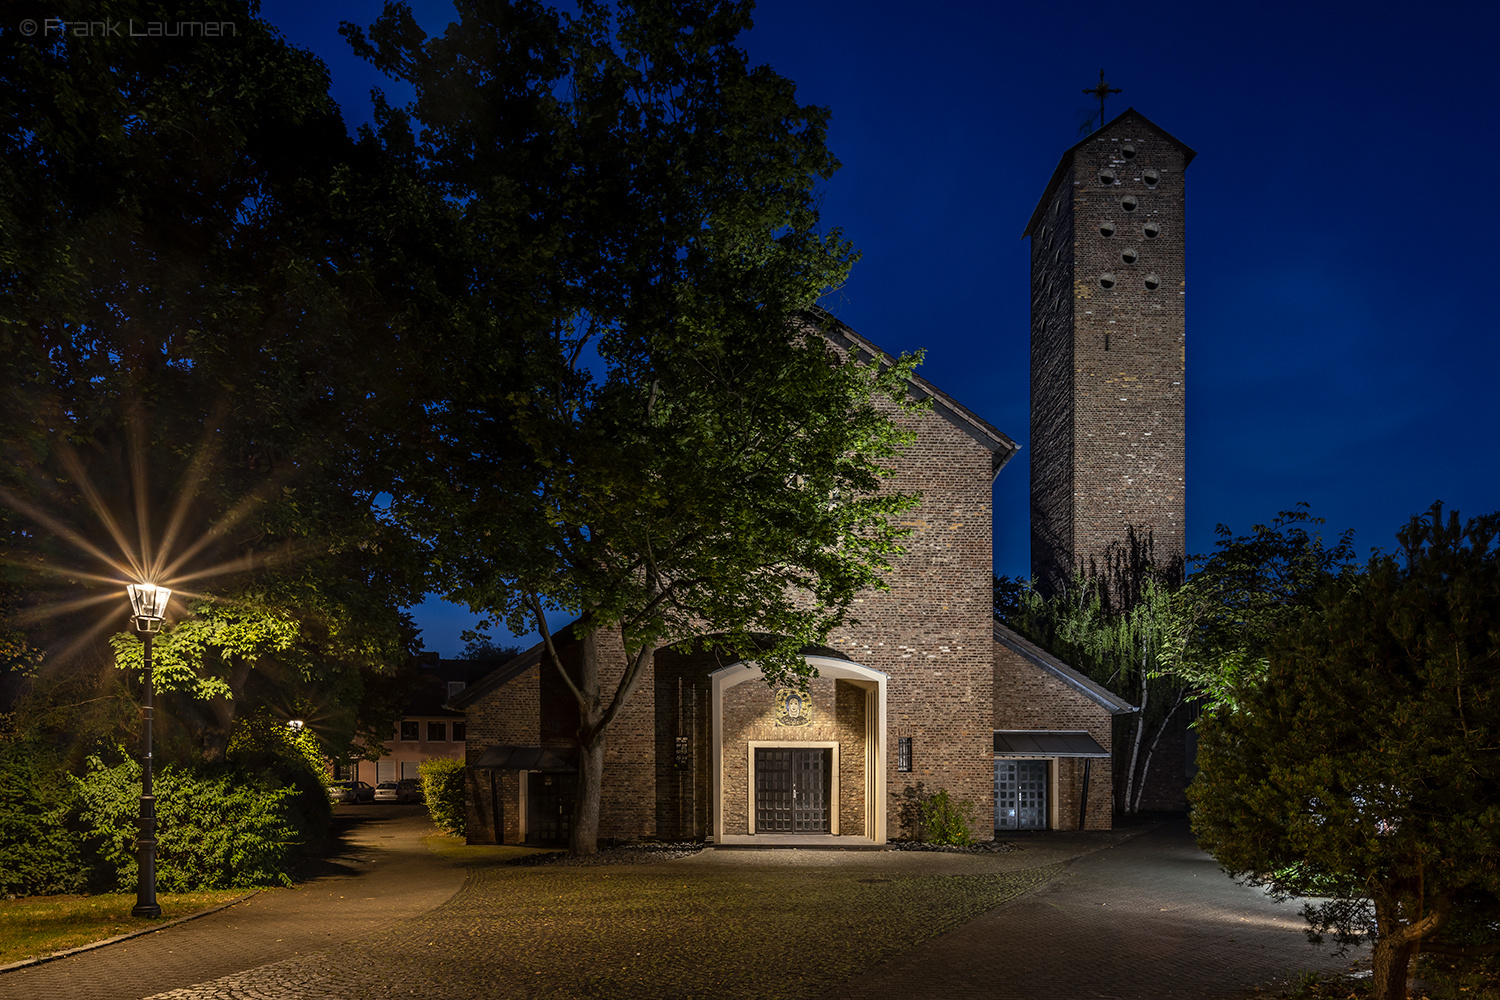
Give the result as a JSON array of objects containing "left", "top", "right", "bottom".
[{"left": 259, "top": 0, "right": 1500, "bottom": 656}]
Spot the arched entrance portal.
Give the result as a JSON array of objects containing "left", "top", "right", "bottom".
[{"left": 710, "top": 657, "right": 887, "bottom": 844}]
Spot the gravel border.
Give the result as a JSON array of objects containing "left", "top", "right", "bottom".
[
  {"left": 884, "top": 838, "right": 1024, "bottom": 854},
  {"left": 503, "top": 841, "right": 706, "bottom": 866}
]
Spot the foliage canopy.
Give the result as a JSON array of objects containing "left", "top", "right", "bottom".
[{"left": 1190, "top": 504, "right": 1500, "bottom": 1000}]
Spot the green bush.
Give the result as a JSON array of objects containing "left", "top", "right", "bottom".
[
  {"left": 420, "top": 756, "right": 466, "bottom": 837},
  {"left": 225, "top": 711, "right": 333, "bottom": 850},
  {"left": 0, "top": 738, "right": 85, "bottom": 895},
  {"left": 72, "top": 753, "right": 305, "bottom": 891},
  {"left": 920, "top": 788, "right": 976, "bottom": 846}
]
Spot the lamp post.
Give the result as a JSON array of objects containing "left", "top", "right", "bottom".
[{"left": 126, "top": 582, "right": 171, "bottom": 919}]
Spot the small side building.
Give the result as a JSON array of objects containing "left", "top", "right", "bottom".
[{"left": 992, "top": 622, "right": 1135, "bottom": 830}]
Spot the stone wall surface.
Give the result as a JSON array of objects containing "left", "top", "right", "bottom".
[
  {"left": 1032, "top": 111, "right": 1187, "bottom": 596},
  {"left": 825, "top": 406, "right": 997, "bottom": 840}
]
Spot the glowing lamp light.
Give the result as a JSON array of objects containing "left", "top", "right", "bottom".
[{"left": 126, "top": 583, "right": 171, "bottom": 632}]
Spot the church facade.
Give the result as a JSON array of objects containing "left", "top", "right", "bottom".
[{"left": 450, "top": 108, "right": 1189, "bottom": 844}]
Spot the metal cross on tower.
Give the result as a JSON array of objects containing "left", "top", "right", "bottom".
[{"left": 1084, "top": 69, "right": 1122, "bottom": 130}]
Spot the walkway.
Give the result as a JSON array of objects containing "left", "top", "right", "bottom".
[
  {"left": 0, "top": 806, "right": 466, "bottom": 1000},
  {"left": 0, "top": 814, "right": 1361, "bottom": 999},
  {"left": 818, "top": 816, "right": 1361, "bottom": 1000}
]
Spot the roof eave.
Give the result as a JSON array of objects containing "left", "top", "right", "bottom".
[
  {"left": 802, "top": 307, "right": 1021, "bottom": 478},
  {"left": 993, "top": 621, "right": 1137, "bottom": 715}
]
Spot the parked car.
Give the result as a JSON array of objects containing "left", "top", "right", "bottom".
[
  {"left": 328, "top": 780, "right": 375, "bottom": 804},
  {"left": 375, "top": 779, "right": 423, "bottom": 804}
]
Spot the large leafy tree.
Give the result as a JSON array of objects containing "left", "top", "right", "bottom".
[
  {"left": 0, "top": 0, "right": 429, "bottom": 763},
  {"left": 1190, "top": 504, "right": 1500, "bottom": 1000},
  {"left": 1161, "top": 504, "right": 1356, "bottom": 712},
  {"left": 347, "top": 0, "right": 921, "bottom": 853}
]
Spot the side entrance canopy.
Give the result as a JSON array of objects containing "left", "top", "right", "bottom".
[
  {"left": 471, "top": 745, "right": 579, "bottom": 771},
  {"left": 993, "top": 730, "right": 1110, "bottom": 758}
]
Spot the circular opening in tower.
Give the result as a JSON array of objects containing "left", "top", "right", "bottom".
[
  {"left": 1121, "top": 144, "right": 1137, "bottom": 159},
  {"left": 1144, "top": 274, "right": 1160, "bottom": 290},
  {"left": 1121, "top": 248, "right": 1138, "bottom": 264},
  {"left": 1099, "top": 273, "right": 1117, "bottom": 289},
  {"left": 1121, "top": 195, "right": 1138, "bottom": 212},
  {"left": 1099, "top": 221, "right": 1115, "bottom": 238},
  {"left": 1143, "top": 169, "right": 1160, "bottom": 186},
  {"left": 1143, "top": 222, "right": 1161, "bottom": 239},
  {"left": 1098, "top": 170, "right": 1116, "bottom": 185}
]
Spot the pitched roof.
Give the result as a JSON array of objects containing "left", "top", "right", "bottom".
[
  {"left": 446, "top": 642, "right": 546, "bottom": 711},
  {"left": 1022, "top": 107, "right": 1197, "bottom": 238},
  {"left": 993, "top": 620, "right": 1137, "bottom": 715},
  {"left": 802, "top": 307, "right": 1020, "bottom": 480}
]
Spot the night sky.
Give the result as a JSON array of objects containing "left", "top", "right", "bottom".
[{"left": 258, "top": 0, "right": 1500, "bottom": 656}]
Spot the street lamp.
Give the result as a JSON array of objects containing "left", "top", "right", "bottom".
[{"left": 126, "top": 582, "right": 171, "bottom": 919}]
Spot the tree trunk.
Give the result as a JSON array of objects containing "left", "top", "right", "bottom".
[
  {"left": 1369, "top": 892, "right": 1450, "bottom": 1000},
  {"left": 1371, "top": 934, "right": 1416, "bottom": 1000},
  {"left": 1130, "top": 690, "right": 1185, "bottom": 814},
  {"left": 1123, "top": 670, "right": 1148, "bottom": 814},
  {"left": 569, "top": 628, "right": 606, "bottom": 856},
  {"left": 571, "top": 732, "right": 606, "bottom": 855}
]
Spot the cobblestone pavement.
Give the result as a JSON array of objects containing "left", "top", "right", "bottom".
[
  {"left": 1, "top": 815, "right": 1363, "bottom": 1000},
  {"left": 817, "top": 816, "right": 1364, "bottom": 1000},
  {"left": 0, "top": 806, "right": 465, "bottom": 1000}
]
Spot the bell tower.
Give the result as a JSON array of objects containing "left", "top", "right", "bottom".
[{"left": 1025, "top": 108, "right": 1192, "bottom": 600}]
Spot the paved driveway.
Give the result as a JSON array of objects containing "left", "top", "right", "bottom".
[
  {"left": 1, "top": 814, "right": 1362, "bottom": 1000},
  {"left": 819, "top": 816, "right": 1362, "bottom": 1000}
]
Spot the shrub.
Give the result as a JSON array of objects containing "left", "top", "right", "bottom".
[
  {"left": 72, "top": 753, "right": 304, "bottom": 891},
  {"left": 0, "top": 738, "right": 85, "bottom": 895},
  {"left": 920, "top": 788, "right": 976, "bottom": 846},
  {"left": 420, "top": 757, "right": 466, "bottom": 837},
  {"left": 225, "top": 711, "right": 333, "bottom": 850}
]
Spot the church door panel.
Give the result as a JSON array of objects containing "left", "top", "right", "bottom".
[
  {"left": 755, "top": 748, "right": 830, "bottom": 833},
  {"left": 526, "top": 771, "right": 577, "bottom": 846},
  {"left": 994, "top": 759, "right": 1048, "bottom": 830}
]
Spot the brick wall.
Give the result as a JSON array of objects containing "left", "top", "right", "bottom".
[
  {"left": 1031, "top": 111, "right": 1187, "bottom": 597},
  {"left": 464, "top": 663, "right": 539, "bottom": 843},
  {"left": 1030, "top": 161, "right": 1077, "bottom": 596},
  {"left": 993, "top": 641, "right": 1114, "bottom": 830},
  {"left": 461, "top": 627, "right": 658, "bottom": 843},
  {"left": 825, "top": 405, "right": 998, "bottom": 840}
]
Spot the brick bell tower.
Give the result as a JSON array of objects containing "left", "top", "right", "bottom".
[{"left": 1025, "top": 108, "right": 1193, "bottom": 601}]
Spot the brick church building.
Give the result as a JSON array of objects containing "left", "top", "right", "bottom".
[{"left": 450, "top": 108, "right": 1189, "bottom": 845}]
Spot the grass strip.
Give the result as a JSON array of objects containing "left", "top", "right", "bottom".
[{"left": 0, "top": 889, "right": 251, "bottom": 965}]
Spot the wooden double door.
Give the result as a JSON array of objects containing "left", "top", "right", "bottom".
[{"left": 755, "top": 747, "right": 831, "bottom": 833}]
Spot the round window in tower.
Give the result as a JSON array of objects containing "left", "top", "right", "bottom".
[
  {"left": 1099, "top": 221, "right": 1115, "bottom": 238},
  {"left": 1144, "top": 274, "right": 1161, "bottom": 290},
  {"left": 1099, "top": 273, "right": 1117, "bottom": 289},
  {"left": 1121, "top": 248, "right": 1138, "bottom": 264},
  {"left": 1143, "top": 222, "right": 1161, "bottom": 239},
  {"left": 1121, "top": 144, "right": 1137, "bottom": 159},
  {"left": 1121, "top": 195, "right": 1138, "bottom": 212},
  {"left": 1098, "top": 170, "right": 1116, "bottom": 185}
]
